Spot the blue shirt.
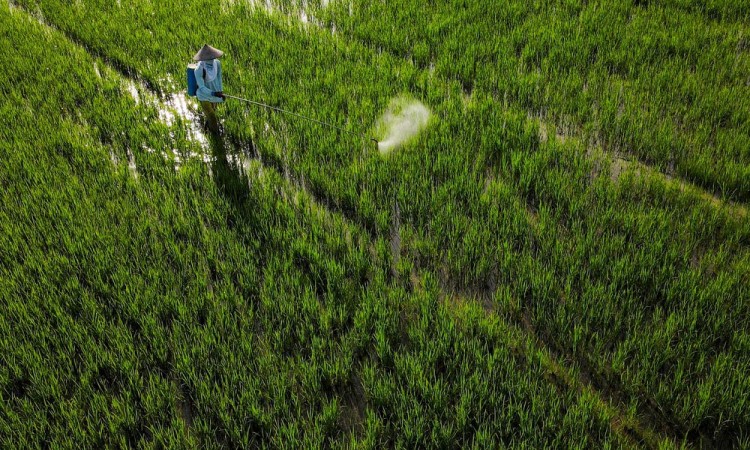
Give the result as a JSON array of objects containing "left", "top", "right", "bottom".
[{"left": 195, "top": 59, "right": 224, "bottom": 103}]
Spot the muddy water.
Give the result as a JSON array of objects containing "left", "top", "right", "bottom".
[
  {"left": 220, "top": 0, "right": 337, "bottom": 34},
  {"left": 221, "top": 0, "right": 275, "bottom": 14},
  {"left": 123, "top": 79, "right": 213, "bottom": 172},
  {"left": 126, "top": 148, "right": 138, "bottom": 178},
  {"left": 14, "top": 0, "right": 221, "bottom": 177},
  {"left": 163, "top": 93, "right": 209, "bottom": 149},
  {"left": 126, "top": 81, "right": 140, "bottom": 105},
  {"left": 125, "top": 80, "right": 208, "bottom": 150},
  {"left": 108, "top": 148, "right": 119, "bottom": 167},
  {"left": 151, "top": 87, "right": 254, "bottom": 176}
]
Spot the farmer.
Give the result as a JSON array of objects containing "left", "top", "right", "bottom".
[{"left": 193, "top": 44, "right": 226, "bottom": 134}]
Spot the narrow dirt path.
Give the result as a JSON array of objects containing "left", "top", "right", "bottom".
[
  {"left": 515, "top": 190, "right": 695, "bottom": 448},
  {"left": 609, "top": 153, "right": 748, "bottom": 219},
  {"left": 437, "top": 287, "right": 677, "bottom": 449},
  {"left": 538, "top": 115, "right": 748, "bottom": 219}
]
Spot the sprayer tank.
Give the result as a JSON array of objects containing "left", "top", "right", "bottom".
[{"left": 186, "top": 63, "right": 198, "bottom": 97}]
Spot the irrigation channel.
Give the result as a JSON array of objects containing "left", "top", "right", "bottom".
[{"left": 11, "top": 2, "right": 737, "bottom": 446}]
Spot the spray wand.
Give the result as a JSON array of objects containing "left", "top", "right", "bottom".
[{"left": 223, "top": 94, "right": 378, "bottom": 145}]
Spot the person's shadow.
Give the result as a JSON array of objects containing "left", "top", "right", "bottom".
[{"left": 206, "top": 128, "right": 259, "bottom": 228}]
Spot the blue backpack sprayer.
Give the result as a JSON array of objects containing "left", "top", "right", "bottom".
[
  {"left": 186, "top": 63, "right": 200, "bottom": 97},
  {"left": 186, "top": 64, "right": 378, "bottom": 145}
]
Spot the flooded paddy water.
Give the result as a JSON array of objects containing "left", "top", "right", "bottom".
[
  {"left": 119, "top": 79, "right": 219, "bottom": 174},
  {"left": 220, "top": 0, "right": 341, "bottom": 34},
  {"left": 124, "top": 79, "right": 209, "bottom": 151}
]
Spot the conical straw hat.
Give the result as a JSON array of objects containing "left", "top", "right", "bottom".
[{"left": 193, "top": 44, "right": 224, "bottom": 61}]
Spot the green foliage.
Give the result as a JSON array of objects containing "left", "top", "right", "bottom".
[{"left": 1, "top": 0, "right": 749, "bottom": 447}]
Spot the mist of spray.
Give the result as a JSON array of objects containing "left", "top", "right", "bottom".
[{"left": 375, "top": 97, "right": 431, "bottom": 154}]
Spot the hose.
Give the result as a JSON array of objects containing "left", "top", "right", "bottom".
[{"left": 223, "top": 94, "right": 378, "bottom": 144}]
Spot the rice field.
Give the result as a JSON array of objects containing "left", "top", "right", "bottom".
[{"left": 1, "top": 0, "right": 748, "bottom": 447}]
